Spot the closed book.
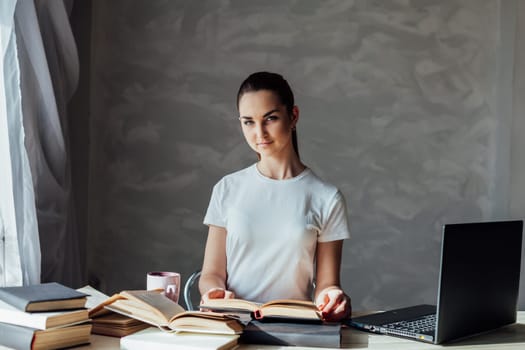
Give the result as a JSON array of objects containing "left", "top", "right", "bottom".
[
  {"left": 120, "top": 327, "right": 239, "bottom": 350},
  {"left": 0, "top": 322, "right": 92, "bottom": 350},
  {"left": 0, "top": 283, "right": 87, "bottom": 312},
  {"left": 0, "top": 299, "right": 89, "bottom": 330},
  {"left": 240, "top": 320, "right": 341, "bottom": 348},
  {"left": 91, "top": 313, "right": 150, "bottom": 337}
]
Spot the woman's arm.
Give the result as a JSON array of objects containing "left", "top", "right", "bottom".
[
  {"left": 315, "top": 239, "right": 351, "bottom": 321},
  {"left": 198, "top": 225, "right": 235, "bottom": 302}
]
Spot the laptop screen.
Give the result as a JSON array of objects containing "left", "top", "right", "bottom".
[{"left": 435, "top": 220, "right": 523, "bottom": 343}]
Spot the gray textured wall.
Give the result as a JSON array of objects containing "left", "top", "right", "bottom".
[{"left": 87, "top": 0, "right": 524, "bottom": 310}]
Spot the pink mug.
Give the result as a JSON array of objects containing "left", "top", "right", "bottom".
[{"left": 146, "top": 271, "right": 180, "bottom": 303}]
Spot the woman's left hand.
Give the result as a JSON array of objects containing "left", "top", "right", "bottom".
[{"left": 315, "top": 287, "right": 351, "bottom": 322}]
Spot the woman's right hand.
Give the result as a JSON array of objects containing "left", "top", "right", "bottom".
[{"left": 200, "top": 287, "right": 235, "bottom": 307}]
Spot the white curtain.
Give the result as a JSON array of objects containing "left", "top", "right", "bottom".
[
  {"left": 0, "top": 0, "right": 40, "bottom": 286},
  {"left": 0, "top": 0, "right": 81, "bottom": 287}
]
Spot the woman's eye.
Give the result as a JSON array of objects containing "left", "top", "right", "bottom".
[
  {"left": 266, "top": 116, "right": 278, "bottom": 122},
  {"left": 243, "top": 120, "right": 254, "bottom": 126}
]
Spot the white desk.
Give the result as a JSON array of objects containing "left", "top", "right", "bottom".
[{"left": 82, "top": 311, "right": 525, "bottom": 349}]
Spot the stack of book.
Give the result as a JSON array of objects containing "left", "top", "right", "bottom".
[
  {"left": 110, "top": 291, "right": 342, "bottom": 349},
  {"left": 96, "top": 289, "right": 245, "bottom": 335},
  {"left": 78, "top": 285, "right": 150, "bottom": 337},
  {"left": 201, "top": 298, "right": 342, "bottom": 348},
  {"left": 77, "top": 286, "right": 343, "bottom": 349},
  {"left": 0, "top": 282, "right": 92, "bottom": 350},
  {"left": 90, "top": 288, "right": 245, "bottom": 349}
]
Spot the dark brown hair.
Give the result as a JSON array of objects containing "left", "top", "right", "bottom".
[{"left": 237, "top": 72, "right": 299, "bottom": 158}]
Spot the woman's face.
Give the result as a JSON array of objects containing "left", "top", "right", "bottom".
[{"left": 238, "top": 90, "right": 298, "bottom": 159}]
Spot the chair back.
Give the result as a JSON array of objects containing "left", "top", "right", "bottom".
[{"left": 183, "top": 269, "right": 201, "bottom": 311}]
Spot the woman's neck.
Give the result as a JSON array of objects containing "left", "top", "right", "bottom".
[{"left": 257, "top": 156, "right": 306, "bottom": 180}]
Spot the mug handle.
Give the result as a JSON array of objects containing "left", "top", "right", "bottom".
[{"left": 165, "top": 283, "right": 179, "bottom": 303}]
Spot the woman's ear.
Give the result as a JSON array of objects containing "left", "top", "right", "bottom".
[{"left": 291, "top": 105, "right": 300, "bottom": 128}]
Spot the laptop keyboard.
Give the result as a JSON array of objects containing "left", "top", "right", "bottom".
[{"left": 382, "top": 314, "right": 436, "bottom": 334}]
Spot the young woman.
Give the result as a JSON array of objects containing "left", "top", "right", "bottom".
[{"left": 199, "top": 72, "right": 351, "bottom": 321}]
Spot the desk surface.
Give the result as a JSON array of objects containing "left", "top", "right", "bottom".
[
  {"left": 2, "top": 311, "right": 524, "bottom": 350},
  {"left": 84, "top": 311, "right": 525, "bottom": 350}
]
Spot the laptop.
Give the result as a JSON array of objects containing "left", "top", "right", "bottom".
[{"left": 349, "top": 220, "right": 523, "bottom": 344}]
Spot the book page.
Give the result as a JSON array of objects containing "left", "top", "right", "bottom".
[
  {"left": 76, "top": 285, "right": 117, "bottom": 318},
  {"left": 169, "top": 312, "right": 244, "bottom": 335},
  {"left": 171, "top": 311, "right": 240, "bottom": 322},
  {"left": 121, "top": 290, "right": 185, "bottom": 323},
  {"left": 76, "top": 285, "right": 110, "bottom": 310},
  {"left": 257, "top": 299, "right": 320, "bottom": 319},
  {"left": 261, "top": 299, "right": 317, "bottom": 309},
  {"left": 258, "top": 304, "right": 321, "bottom": 320},
  {"left": 200, "top": 298, "right": 260, "bottom": 312},
  {"left": 105, "top": 300, "right": 165, "bottom": 328}
]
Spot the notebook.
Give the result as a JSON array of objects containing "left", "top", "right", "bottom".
[{"left": 349, "top": 220, "right": 523, "bottom": 344}]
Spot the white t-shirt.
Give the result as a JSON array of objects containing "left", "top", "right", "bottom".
[{"left": 203, "top": 163, "right": 350, "bottom": 303}]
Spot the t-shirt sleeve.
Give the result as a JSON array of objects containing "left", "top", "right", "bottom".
[
  {"left": 318, "top": 190, "right": 351, "bottom": 242},
  {"left": 203, "top": 180, "right": 226, "bottom": 228}
]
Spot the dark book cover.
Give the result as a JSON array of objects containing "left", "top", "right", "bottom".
[
  {"left": 239, "top": 320, "right": 341, "bottom": 348},
  {"left": 0, "top": 282, "right": 87, "bottom": 311}
]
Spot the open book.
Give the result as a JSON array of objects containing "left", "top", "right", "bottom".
[
  {"left": 103, "top": 290, "right": 244, "bottom": 335},
  {"left": 200, "top": 298, "right": 322, "bottom": 322}
]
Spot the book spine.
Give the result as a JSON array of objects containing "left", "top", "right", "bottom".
[{"left": 0, "top": 322, "right": 35, "bottom": 349}]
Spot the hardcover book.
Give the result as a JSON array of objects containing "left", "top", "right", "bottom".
[
  {"left": 0, "top": 299, "right": 89, "bottom": 330},
  {"left": 0, "top": 282, "right": 87, "bottom": 312},
  {"left": 240, "top": 320, "right": 341, "bottom": 348},
  {"left": 0, "top": 322, "right": 92, "bottom": 350},
  {"left": 91, "top": 313, "right": 150, "bottom": 337},
  {"left": 121, "top": 327, "right": 239, "bottom": 350}
]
